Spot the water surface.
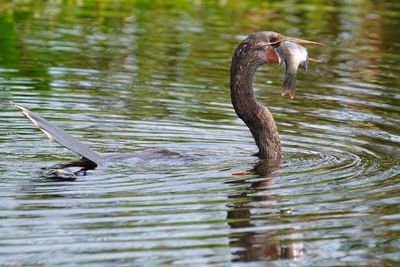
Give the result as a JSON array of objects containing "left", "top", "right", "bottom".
[{"left": 1, "top": 1, "right": 400, "bottom": 266}]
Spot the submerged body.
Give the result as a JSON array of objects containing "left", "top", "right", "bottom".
[{"left": 13, "top": 31, "right": 321, "bottom": 170}]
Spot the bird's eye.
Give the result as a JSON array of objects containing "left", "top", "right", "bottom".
[
  {"left": 270, "top": 34, "right": 283, "bottom": 45},
  {"left": 255, "top": 45, "right": 266, "bottom": 51}
]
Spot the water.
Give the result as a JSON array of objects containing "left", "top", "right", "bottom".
[{"left": 1, "top": 1, "right": 400, "bottom": 266}]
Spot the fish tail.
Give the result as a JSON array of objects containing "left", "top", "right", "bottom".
[
  {"left": 281, "top": 84, "right": 289, "bottom": 97},
  {"left": 281, "top": 73, "right": 297, "bottom": 99}
]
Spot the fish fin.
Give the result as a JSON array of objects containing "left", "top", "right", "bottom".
[
  {"left": 301, "top": 58, "right": 309, "bottom": 71},
  {"left": 281, "top": 85, "right": 289, "bottom": 97},
  {"left": 11, "top": 101, "right": 106, "bottom": 166},
  {"left": 308, "top": 57, "right": 322, "bottom": 63},
  {"left": 282, "top": 73, "right": 296, "bottom": 99}
]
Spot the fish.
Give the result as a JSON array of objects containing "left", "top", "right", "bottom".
[{"left": 276, "top": 41, "right": 309, "bottom": 99}]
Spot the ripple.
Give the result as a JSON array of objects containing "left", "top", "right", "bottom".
[{"left": 1, "top": 1, "right": 400, "bottom": 266}]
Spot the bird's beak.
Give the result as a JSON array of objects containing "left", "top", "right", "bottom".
[
  {"left": 283, "top": 36, "right": 323, "bottom": 46},
  {"left": 280, "top": 36, "right": 323, "bottom": 63}
]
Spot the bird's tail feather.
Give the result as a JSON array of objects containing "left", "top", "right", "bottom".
[{"left": 11, "top": 101, "right": 106, "bottom": 166}]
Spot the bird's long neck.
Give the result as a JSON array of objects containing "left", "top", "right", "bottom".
[{"left": 230, "top": 44, "right": 282, "bottom": 161}]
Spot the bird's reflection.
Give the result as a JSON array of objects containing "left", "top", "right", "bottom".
[{"left": 227, "top": 159, "right": 303, "bottom": 262}]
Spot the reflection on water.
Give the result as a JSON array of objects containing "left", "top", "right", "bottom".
[
  {"left": 1, "top": 1, "right": 400, "bottom": 266},
  {"left": 228, "top": 161, "right": 304, "bottom": 262}
]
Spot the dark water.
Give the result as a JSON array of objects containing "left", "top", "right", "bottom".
[{"left": 1, "top": 1, "right": 400, "bottom": 266}]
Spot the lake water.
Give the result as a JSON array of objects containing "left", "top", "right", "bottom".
[{"left": 1, "top": 1, "right": 400, "bottom": 266}]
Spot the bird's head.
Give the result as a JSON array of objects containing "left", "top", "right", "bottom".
[
  {"left": 241, "top": 31, "right": 322, "bottom": 66},
  {"left": 232, "top": 31, "right": 322, "bottom": 98}
]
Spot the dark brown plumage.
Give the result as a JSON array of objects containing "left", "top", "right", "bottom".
[
  {"left": 230, "top": 32, "right": 283, "bottom": 162},
  {"left": 230, "top": 31, "right": 321, "bottom": 162}
]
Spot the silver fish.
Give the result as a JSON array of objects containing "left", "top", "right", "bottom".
[{"left": 276, "top": 41, "right": 309, "bottom": 99}]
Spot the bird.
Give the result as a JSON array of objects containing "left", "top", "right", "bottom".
[
  {"left": 12, "top": 31, "right": 321, "bottom": 170},
  {"left": 230, "top": 31, "right": 321, "bottom": 163}
]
